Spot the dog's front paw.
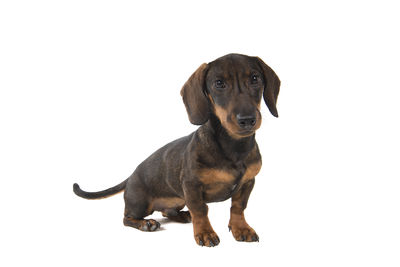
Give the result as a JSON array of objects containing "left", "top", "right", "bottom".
[
  {"left": 229, "top": 225, "right": 259, "bottom": 242},
  {"left": 194, "top": 231, "right": 220, "bottom": 247}
]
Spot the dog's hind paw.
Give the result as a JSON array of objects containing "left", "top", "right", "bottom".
[
  {"left": 124, "top": 217, "right": 161, "bottom": 232},
  {"left": 140, "top": 219, "right": 161, "bottom": 231}
]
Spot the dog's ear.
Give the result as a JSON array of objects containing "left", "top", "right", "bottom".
[
  {"left": 256, "top": 57, "right": 280, "bottom": 117},
  {"left": 180, "top": 63, "right": 210, "bottom": 125}
]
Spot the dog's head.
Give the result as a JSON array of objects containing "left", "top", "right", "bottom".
[{"left": 181, "top": 54, "right": 280, "bottom": 138}]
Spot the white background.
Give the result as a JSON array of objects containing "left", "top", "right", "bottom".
[{"left": 1, "top": 0, "right": 399, "bottom": 266}]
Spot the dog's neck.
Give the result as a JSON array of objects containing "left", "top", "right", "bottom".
[{"left": 207, "top": 114, "right": 256, "bottom": 163}]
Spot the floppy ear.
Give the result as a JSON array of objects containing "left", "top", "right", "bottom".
[
  {"left": 256, "top": 57, "right": 280, "bottom": 117},
  {"left": 180, "top": 63, "right": 210, "bottom": 125}
]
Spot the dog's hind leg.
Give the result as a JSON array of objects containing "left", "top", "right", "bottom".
[
  {"left": 123, "top": 178, "right": 161, "bottom": 232},
  {"left": 162, "top": 206, "right": 191, "bottom": 223}
]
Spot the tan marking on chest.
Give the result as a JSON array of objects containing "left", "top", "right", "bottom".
[
  {"left": 199, "top": 168, "right": 235, "bottom": 184},
  {"left": 242, "top": 161, "right": 262, "bottom": 183}
]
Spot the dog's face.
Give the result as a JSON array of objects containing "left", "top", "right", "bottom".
[{"left": 181, "top": 54, "right": 280, "bottom": 138}]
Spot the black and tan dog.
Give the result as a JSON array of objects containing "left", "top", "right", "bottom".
[{"left": 73, "top": 53, "right": 280, "bottom": 247}]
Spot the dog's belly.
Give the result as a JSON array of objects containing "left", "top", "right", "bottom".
[{"left": 151, "top": 197, "right": 186, "bottom": 211}]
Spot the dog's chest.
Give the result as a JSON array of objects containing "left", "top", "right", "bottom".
[{"left": 199, "top": 161, "right": 261, "bottom": 202}]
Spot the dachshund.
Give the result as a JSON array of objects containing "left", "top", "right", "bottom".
[{"left": 73, "top": 53, "right": 280, "bottom": 247}]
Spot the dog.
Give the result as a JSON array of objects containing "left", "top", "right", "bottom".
[{"left": 73, "top": 53, "right": 280, "bottom": 247}]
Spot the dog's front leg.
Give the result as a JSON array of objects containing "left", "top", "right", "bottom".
[
  {"left": 229, "top": 179, "right": 259, "bottom": 242},
  {"left": 183, "top": 180, "right": 220, "bottom": 247}
]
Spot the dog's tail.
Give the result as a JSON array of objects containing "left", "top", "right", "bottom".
[{"left": 73, "top": 179, "right": 128, "bottom": 200}]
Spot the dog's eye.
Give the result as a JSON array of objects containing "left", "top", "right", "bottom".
[
  {"left": 251, "top": 74, "right": 259, "bottom": 84},
  {"left": 215, "top": 79, "right": 225, "bottom": 89}
]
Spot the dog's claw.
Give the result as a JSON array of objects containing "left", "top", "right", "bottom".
[
  {"left": 252, "top": 234, "right": 259, "bottom": 242},
  {"left": 150, "top": 223, "right": 157, "bottom": 231}
]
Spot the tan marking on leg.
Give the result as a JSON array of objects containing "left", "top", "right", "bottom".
[
  {"left": 191, "top": 213, "right": 220, "bottom": 247},
  {"left": 228, "top": 211, "right": 258, "bottom": 242}
]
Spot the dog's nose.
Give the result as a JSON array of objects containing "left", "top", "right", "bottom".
[{"left": 236, "top": 114, "right": 256, "bottom": 129}]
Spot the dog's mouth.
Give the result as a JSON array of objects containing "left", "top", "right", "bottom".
[
  {"left": 236, "top": 129, "right": 256, "bottom": 137},
  {"left": 225, "top": 122, "right": 259, "bottom": 139},
  {"left": 231, "top": 112, "right": 262, "bottom": 138}
]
